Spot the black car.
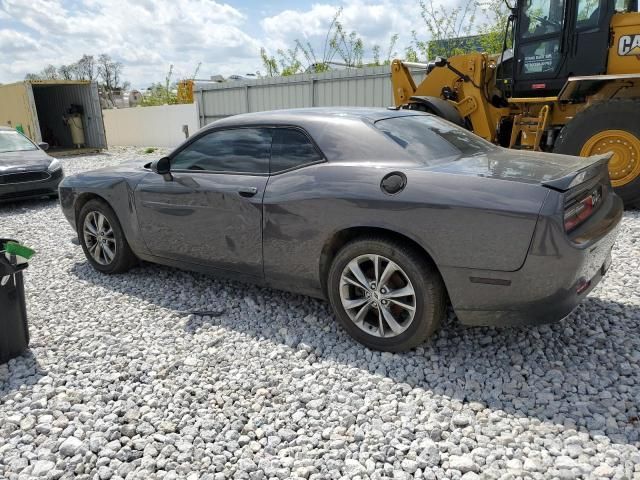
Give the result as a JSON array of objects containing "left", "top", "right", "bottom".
[
  {"left": 59, "top": 108, "right": 622, "bottom": 351},
  {"left": 0, "top": 127, "right": 64, "bottom": 203}
]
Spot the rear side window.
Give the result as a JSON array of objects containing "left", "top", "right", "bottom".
[
  {"left": 270, "top": 128, "right": 323, "bottom": 173},
  {"left": 375, "top": 115, "right": 496, "bottom": 165},
  {"left": 171, "top": 128, "right": 272, "bottom": 174}
]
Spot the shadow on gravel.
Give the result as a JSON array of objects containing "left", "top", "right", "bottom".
[
  {"left": 70, "top": 260, "right": 640, "bottom": 446},
  {"left": 0, "top": 350, "right": 47, "bottom": 399}
]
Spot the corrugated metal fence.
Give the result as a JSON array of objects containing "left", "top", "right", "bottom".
[{"left": 196, "top": 65, "right": 426, "bottom": 127}]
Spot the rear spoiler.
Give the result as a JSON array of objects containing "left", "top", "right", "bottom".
[{"left": 541, "top": 153, "right": 612, "bottom": 192}]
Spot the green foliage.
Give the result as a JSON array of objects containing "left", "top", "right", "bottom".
[
  {"left": 257, "top": 0, "right": 511, "bottom": 76},
  {"left": 404, "top": 45, "right": 420, "bottom": 63},
  {"left": 405, "top": 0, "right": 512, "bottom": 60},
  {"left": 415, "top": 0, "right": 478, "bottom": 58},
  {"left": 140, "top": 65, "right": 178, "bottom": 106},
  {"left": 330, "top": 20, "right": 364, "bottom": 67},
  {"left": 259, "top": 7, "right": 370, "bottom": 76},
  {"left": 476, "top": 0, "right": 513, "bottom": 54},
  {"left": 277, "top": 46, "right": 304, "bottom": 76},
  {"left": 144, "top": 147, "right": 157, "bottom": 154},
  {"left": 260, "top": 47, "right": 279, "bottom": 76},
  {"left": 367, "top": 34, "right": 399, "bottom": 66},
  {"left": 140, "top": 83, "right": 178, "bottom": 106}
]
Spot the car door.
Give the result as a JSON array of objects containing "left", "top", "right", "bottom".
[
  {"left": 134, "top": 127, "right": 272, "bottom": 277},
  {"left": 513, "top": 0, "right": 569, "bottom": 96},
  {"left": 262, "top": 127, "right": 327, "bottom": 290},
  {"left": 565, "top": 0, "right": 611, "bottom": 77}
]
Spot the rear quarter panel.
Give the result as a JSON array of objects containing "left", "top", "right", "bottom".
[{"left": 263, "top": 163, "right": 548, "bottom": 296}]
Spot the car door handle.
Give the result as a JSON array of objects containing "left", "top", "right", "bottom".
[{"left": 238, "top": 186, "right": 258, "bottom": 197}]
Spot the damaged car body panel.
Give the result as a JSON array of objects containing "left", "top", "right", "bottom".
[{"left": 59, "top": 108, "right": 622, "bottom": 340}]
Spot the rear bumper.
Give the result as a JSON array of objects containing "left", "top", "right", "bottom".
[
  {"left": 0, "top": 169, "right": 64, "bottom": 203},
  {"left": 442, "top": 188, "right": 623, "bottom": 327}
]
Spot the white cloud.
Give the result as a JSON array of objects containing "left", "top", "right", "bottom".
[
  {"left": 0, "top": 0, "right": 472, "bottom": 87},
  {"left": 0, "top": 0, "right": 262, "bottom": 86},
  {"left": 261, "top": 1, "right": 421, "bottom": 62}
]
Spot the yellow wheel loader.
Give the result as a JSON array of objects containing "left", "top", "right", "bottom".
[{"left": 391, "top": 0, "right": 640, "bottom": 205}]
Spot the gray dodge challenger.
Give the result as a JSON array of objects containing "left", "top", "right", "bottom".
[{"left": 59, "top": 108, "right": 623, "bottom": 351}]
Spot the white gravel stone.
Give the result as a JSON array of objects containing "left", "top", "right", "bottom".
[
  {"left": 59, "top": 436, "right": 85, "bottom": 457},
  {"left": 449, "top": 455, "right": 479, "bottom": 473},
  {"left": 0, "top": 147, "right": 639, "bottom": 479},
  {"left": 461, "top": 473, "right": 480, "bottom": 480},
  {"left": 592, "top": 463, "right": 615, "bottom": 477},
  {"left": 31, "top": 459, "right": 55, "bottom": 476}
]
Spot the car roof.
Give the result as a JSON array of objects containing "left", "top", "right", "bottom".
[
  {"left": 200, "top": 108, "right": 428, "bottom": 163},
  {"left": 207, "top": 107, "right": 422, "bottom": 128}
]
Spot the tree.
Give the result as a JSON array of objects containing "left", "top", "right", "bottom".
[
  {"left": 58, "top": 64, "right": 74, "bottom": 80},
  {"left": 410, "top": 0, "right": 511, "bottom": 60},
  {"left": 74, "top": 55, "right": 96, "bottom": 81},
  {"left": 260, "top": 47, "right": 279, "bottom": 76},
  {"left": 24, "top": 53, "right": 107, "bottom": 84},
  {"left": 277, "top": 46, "right": 304, "bottom": 76},
  {"left": 477, "top": 0, "right": 513, "bottom": 54},
  {"left": 330, "top": 21, "right": 364, "bottom": 67},
  {"left": 415, "top": 0, "right": 478, "bottom": 58},
  {"left": 42, "top": 65, "right": 59, "bottom": 80},
  {"left": 140, "top": 65, "right": 178, "bottom": 106},
  {"left": 404, "top": 45, "right": 420, "bottom": 63},
  {"left": 97, "top": 54, "right": 126, "bottom": 92},
  {"left": 259, "top": 7, "right": 366, "bottom": 76},
  {"left": 369, "top": 34, "right": 399, "bottom": 66}
]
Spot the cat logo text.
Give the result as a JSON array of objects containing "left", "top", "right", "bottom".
[{"left": 618, "top": 34, "right": 640, "bottom": 56}]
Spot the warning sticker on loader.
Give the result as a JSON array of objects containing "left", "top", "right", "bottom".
[{"left": 618, "top": 35, "right": 640, "bottom": 56}]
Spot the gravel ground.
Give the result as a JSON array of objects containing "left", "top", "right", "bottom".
[{"left": 1, "top": 147, "right": 639, "bottom": 480}]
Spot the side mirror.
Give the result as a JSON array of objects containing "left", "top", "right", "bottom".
[
  {"left": 38, "top": 142, "right": 49, "bottom": 151},
  {"left": 151, "top": 157, "right": 172, "bottom": 181}
]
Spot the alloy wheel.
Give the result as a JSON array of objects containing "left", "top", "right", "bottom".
[
  {"left": 339, "top": 254, "right": 417, "bottom": 338},
  {"left": 83, "top": 211, "right": 117, "bottom": 265}
]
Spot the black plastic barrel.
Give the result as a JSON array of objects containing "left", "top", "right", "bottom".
[{"left": 0, "top": 239, "right": 29, "bottom": 364}]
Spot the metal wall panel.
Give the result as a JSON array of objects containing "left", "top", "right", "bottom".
[
  {"left": 0, "top": 82, "right": 39, "bottom": 141},
  {"left": 31, "top": 82, "right": 107, "bottom": 149},
  {"left": 103, "top": 103, "right": 198, "bottom": 147},
  {"left": 196, "top": 65, "right": 428, "bottom": 127}
]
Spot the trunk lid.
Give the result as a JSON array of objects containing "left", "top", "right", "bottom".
[{"left": 426, "top": 148, "right": 611, "bottom": 189}]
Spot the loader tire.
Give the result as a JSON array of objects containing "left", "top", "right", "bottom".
[{"left": 554, "top": 99, "right": 640, "bottom": 206}]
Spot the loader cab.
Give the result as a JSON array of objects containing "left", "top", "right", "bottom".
[{"left": 508, "top": 0, "right": 617, "bottom": 97}]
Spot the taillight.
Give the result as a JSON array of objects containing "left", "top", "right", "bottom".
[{"left": 564, "top": 186, "right": 601, "bottom": 232}]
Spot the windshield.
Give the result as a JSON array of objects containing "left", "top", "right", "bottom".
[
  {"left": 375, "top": 115, "right": 496, "bottom": 165},
  {"left": 522, "top": 0, "right": 566, "bottom": 37},
  {"left": 615, "top": 0, "right": 638, "bottom": 11},
  {"left": 0, "top": 130, "right": 38, "bottom": 153}
]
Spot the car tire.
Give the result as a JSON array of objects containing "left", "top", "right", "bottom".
[
  {"left": 78, "top": 199, "right": 137, "bottom": 274},
  {"left": 327, "top": 237, "right": 446, "bottom": 352}
]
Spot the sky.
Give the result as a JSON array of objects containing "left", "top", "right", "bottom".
[{"left": 0, "top": 0, "right": 430, "bottom": 89}]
